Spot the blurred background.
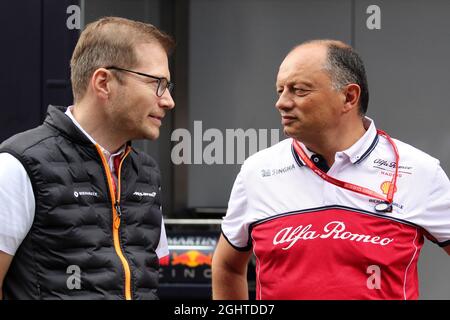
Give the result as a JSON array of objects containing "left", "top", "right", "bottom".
[{"left": 0, "top": 0, "right": 449, "bottom": 299}]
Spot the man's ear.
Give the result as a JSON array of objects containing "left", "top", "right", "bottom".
[
  {"left": 342, "top": 83, "right": 361, "bottom": 113},
  {"left": 90, "top": 68, "right": 114, "bottom": 100}
]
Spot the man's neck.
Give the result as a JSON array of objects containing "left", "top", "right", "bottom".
[
  {"left": 71, "top": 102, "right": 125, "bottom": 154},
  {"left": 303, "top": 119, "right": 366, "bottom": 167}
]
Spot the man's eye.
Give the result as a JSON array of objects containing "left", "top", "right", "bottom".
[{"left": 294, "top": 88, "right": 310, "bottom": 96}]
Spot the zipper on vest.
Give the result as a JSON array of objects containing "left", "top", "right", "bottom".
[
  {"left": 115, "top": 201, "right": 122, "bottom": 216},
  {"left": 95, "top": 144, "right": 133, "bottom": 300}
]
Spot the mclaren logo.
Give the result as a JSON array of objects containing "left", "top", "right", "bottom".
[{"left": 133, "top": 191, "right": 156, "bottom": 197}]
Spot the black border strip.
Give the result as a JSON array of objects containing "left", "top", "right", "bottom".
[
  {"left": 221, "top": 230, "right": 252, "bottom": 252},
  {"left": 291, "top": 143, "right": 305, "bottom": 168},
  {"left": 250, "top": 204, "right": 421, "bottom": 229},
  {"left": 355, "top": 133, "right": 379, "bottom": 164},
  {"left": 438, "top": 239, "right": 450, "bottom": 248},
  {"left": 292, "top": 133, "right": 379, "bottom": 167}
]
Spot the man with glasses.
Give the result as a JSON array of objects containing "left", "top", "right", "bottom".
[{"left": 0, "top": 17, "right": 175, "bottom": 299}]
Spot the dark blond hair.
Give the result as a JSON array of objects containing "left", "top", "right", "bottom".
[{"left": 70, "top": 16, "right": 175, "bottom": 102}]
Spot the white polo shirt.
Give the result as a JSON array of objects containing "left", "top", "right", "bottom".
[
  {"left": 222, "top": 118, "right": 450, "bottom": 300},
  {"left": 0, "top": 106, "right": 168, "bottom": 259}
]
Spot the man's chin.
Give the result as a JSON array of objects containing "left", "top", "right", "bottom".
[
  {"left": 145, "top": 129, "right": 160, "bottom": 141},
  {"left": 131, "top": 129, "right": 159, "bottom": 141},
  {"left": 283, "top": 127, "right": 295, "bottom": 138},
  {"left": 283, "top": 127, "right": 303, "bottom": 141}
]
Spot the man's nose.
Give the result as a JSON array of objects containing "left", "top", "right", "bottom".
[
  {"left": 275, "top": 89, "right": 294, "bottom": 111},
  {"left": 160, "top": 90, "right": 175, "bottom": 110}
]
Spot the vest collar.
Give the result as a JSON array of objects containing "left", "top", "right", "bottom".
[{"left": 44, "top": 105, "right": 93, "bottom": 146}]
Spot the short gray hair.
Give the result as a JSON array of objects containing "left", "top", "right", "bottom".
[
  {"left": 294, "top": 40, "right": 369, "bottom": 115},
  {"left": 323, "top": 43, "right": 369, "bottom": 115}
]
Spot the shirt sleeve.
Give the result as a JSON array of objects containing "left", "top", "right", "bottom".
[
  {"left": 221, "top": 168, "right": 252, "bottom": 251},
  {"left": 155, "top": 216, "right": 169, "bottom": 258},
  {"left": 422, "top": 164, "right": 450, "bottom": 247},
  {"left": 0, "top": 153, "right": 35, "bottom": 255}
]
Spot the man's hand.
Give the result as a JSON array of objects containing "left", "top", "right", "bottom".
[
  {"left": 0, "top": 251, "right": 13, "bottom": 300},
  {"left": 212, "top": 235, "right": 252, "bottom": 300}
]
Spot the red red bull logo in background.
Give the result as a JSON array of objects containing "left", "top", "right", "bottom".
[
  {"left": 171, "top": 250, "right": 213, "bottom": 267},
  {"left": 159, "top": 255, "right": 170, "bottom": 266}
]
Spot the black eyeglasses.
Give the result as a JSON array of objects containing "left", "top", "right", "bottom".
[{"left": 105, "top": 66, "right": 174, "bottom": 97}]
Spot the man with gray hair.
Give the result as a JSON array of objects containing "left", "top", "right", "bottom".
[
  {"left": 0, "top": 17, "right": 175, "bottom": 299},
  {"left": 212, "top": 39, "right": 450, "bottom": 299}
]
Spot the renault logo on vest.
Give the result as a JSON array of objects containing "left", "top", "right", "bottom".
[{"left": 73, "top": 191, "right": 99, "bottom": 198}]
